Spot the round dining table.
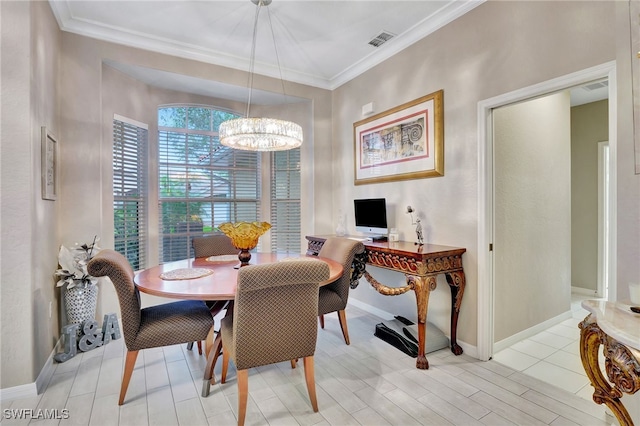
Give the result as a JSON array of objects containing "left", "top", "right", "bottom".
[
  {"left": 134, "top": 252, "right": 344, "bottom": 300},
  {"left": 133, "top": 252, "right": 344, "bottom": 397}
]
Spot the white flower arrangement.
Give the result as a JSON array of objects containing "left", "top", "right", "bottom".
[{"left": 55, "top": 236, "right": 101, "bottom": 289}]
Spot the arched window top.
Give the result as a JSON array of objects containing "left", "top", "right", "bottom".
[{"left": 158, "top": 105, "right": 240, "bottom": 132}]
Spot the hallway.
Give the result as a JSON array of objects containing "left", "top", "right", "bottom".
[{"left": 492, "top": 294, "right": 607, "bottom": 403}]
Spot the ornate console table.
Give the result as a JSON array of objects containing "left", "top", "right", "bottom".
[
  {"left": 306, "top": 235, "right": 466, "bottom": 369},
  {"left": 579, "top": 300, "right": 640, "bottom": 426}
]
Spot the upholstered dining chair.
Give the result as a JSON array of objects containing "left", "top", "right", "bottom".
[
  {"left": 317, "top": 237, "right": 365, "bottom": 345},
  {"left": 192, "top": 234, "right": 238, "bottom": 258},
  {"left": 188, "top": 234, "right": 239, "bottom": 354},
  {"left": 218, "top": 260, "right": 329, "bottom": 426},
  {"left": 87, "top": 249, "right": 214, "bottom": 405}
]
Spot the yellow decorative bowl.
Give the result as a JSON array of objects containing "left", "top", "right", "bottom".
[{"left": 218, "top": 221, "right": 271, "bottom": 266}]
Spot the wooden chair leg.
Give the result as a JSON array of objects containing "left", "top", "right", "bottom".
[
  {"left": 119, "top": 350, "right": 139, "bottom": 405},
  {"left": 186, "top": 342, "right": 194, "bottom": 351},
  {"left": 303, "top": 356, "right": 318, "bottom": 412},
  {"left": 337, "top": 309, "right": 350, "bottom": 345},
  {"left": 236, "top": 369, "right": 249, "bottom": 426},
  {"left": 221, "top": 343, "right": 229, "bottom": 384},
  {"left": 197, "top": 340, "right": 203, "bottom": 355},
  {"left": 318, "top": 315, "right": 325, "bottom": 329},
  {"left": 290, "top": 359, "right": 297, "bottom": 369}
]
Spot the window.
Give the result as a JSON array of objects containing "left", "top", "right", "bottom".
[
  {"left": 113, "top": 116, "right": 148, "bottom": 270},
  {"left": 270, "top": 149, "right": 301, "bottom": 253},
  {"left": 158, "top": 106, "right": 260, "bottom": 262}
]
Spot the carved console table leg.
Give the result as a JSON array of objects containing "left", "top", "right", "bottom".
[
  {"left": 579, "top": 314, "right": 639, "bottom": 426},
  {"left": 407, "top": 274, "right": 437, "bottom": 369},
  {"left": 445, "top": 270, "right": 465, "bottom": 355}
]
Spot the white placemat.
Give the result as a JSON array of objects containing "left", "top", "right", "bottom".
[
  {"left": 159, "top": 268, "right": 214, "bottom": 280},
  {"left": 280, "top": 257, "right": 321, "bottom": 262},
  {"left": 205, "top": 255, "right": 239, "bottom": 263}
]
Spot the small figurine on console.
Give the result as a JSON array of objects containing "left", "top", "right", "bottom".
[
  {"left": 406, "top": 205, "right": 424, "bottom": 246},
  {"left": 415, "top": 218, "right": 424, "bottom": 246}
]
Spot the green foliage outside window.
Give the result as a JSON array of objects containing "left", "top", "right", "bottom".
[{"left": 158, "top": 106, "right": 255, "bottom": 262}]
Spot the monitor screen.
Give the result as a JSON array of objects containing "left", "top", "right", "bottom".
[{"left": 354, "top": 198, "right": 388, "bottom": 236}]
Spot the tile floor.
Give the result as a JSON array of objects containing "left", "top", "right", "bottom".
[
  {"left": 492, "top": 294, "right": 604, "bottom": 401},
  {"left": 1, "top": 300, "right": 614, "bottom": 425}
]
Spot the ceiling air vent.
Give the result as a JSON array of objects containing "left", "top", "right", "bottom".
[
  {"left": 583, "top": 80, "right": 608, "bottom": 91},
  {"left": 368, "top": 31, "right": 395, "bottom": 48}
]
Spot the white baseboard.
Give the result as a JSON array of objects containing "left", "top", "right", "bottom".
[
  {"left": 0, "top": 382, "right": 37, "bottom": 402},
  {"left": 572, "top": 286, "right": 599, "bottom": 296},
  {"left": 347, "top": 298, "right": 478, "bottom": 358},
  {"left": 0, "top": 338, "right": 61, "bottom": 402},
  {"left": 347, "top": 298, "right": 395, "bottom": 320},
  {"left": 493, "top": 309, "right": 573, "bottom": 353}
]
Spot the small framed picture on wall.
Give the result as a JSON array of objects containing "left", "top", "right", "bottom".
[{"left": 41, "top": 126, "right": 58, "bottom": 201}]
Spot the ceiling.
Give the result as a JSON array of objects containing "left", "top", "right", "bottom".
[
  {"left": 49, "top": 0, "right": 484, "bottom": 90},
  {"left": 48, "top": 0, "right": 608, "bottom": 105}
]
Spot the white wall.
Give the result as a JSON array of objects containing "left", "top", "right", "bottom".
[
  {"left": 1, "top": 0, "right": 61, "bottom": 389},
  {"left": 614, "top": 1, "right": 640, "bottom": 301},
  {"left": 493, "top": 92, "right": 571, "bottom": 342}
]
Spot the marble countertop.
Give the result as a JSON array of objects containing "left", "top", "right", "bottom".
[{"left": 581, "top": 299, "right": 640, "bottom": 351}]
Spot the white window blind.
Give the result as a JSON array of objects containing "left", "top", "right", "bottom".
[
  {"left": 158, "top": 106, "right": 260, "bottom": 262},
  {"left": 270, "top": 148, "right": 301, "bottom": 253},
  {"left": 113, "top": 116, "right": 148, "bottom": 270}
]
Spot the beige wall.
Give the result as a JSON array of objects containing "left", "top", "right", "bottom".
[
  {"left": 493, "top": 92, "right": 571, "bottom": 342},
  {"left": 614, "top": 1, "right": 640, "bottom": 301},
  {"left": 1, "top": 1, "right": 61, "bottom": 389},
  {"left": 331, "top": 1, "right": 617, "bottom": 348},
  {"left": 571, "top": 100, "right": 609, "bottom": 292}
]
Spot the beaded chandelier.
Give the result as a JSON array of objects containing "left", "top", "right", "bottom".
[{"left": 219, "top": 0, "right": 303, "bottom": 151}]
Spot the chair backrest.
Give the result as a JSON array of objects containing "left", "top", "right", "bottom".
[
  {"left": 192, "top": 234, "right": 238, "bottom": 258},
  {"left": 86, "top": 249, "right": 141, "bottom": 347},
  {"left": 318, "top": 237, "right": 365, "bottom": 304},
  {"left": 231, "top": 260, "right": 329, "bottom": 370}
]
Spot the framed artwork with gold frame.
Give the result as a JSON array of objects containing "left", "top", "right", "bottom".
[{"left": 354, "top": 90, "right": 444, "bottom": 185}]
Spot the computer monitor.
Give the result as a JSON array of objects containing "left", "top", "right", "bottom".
[{"left": 354, "top": 198, "right": 388, "bottom": 239}]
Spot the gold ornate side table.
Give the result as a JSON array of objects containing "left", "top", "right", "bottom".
[{"left": 579, "top": 300, "right": 640, "bottom": 426}]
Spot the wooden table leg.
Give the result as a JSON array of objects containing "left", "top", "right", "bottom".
[
  {"left": 204, "top": 326, "right": 215, "bottom": 359},
  {"left": 445, "top": 270, "right": 465, "bottom": 355},
  {"left": 202, "top": 332, "right": 223, "bottom": 397},
  {"left": 202, "top": 300, "right": 233, "bottom": 397},
  {"left": 408, "top": 274, "right": 436, "bottom": 369},
  {"left": 579, "top": 315, "right": 638, "bottom": 426}
]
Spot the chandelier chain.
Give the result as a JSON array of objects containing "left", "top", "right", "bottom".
[
  {"left": 218, "top": 0, "right": 303, "bottom": 151},
  {"left": 265, "top": 5, "right": 287, "bottom": 102},
  {"left": 246, "top": 1, "right": 263, "bottom": 118}
]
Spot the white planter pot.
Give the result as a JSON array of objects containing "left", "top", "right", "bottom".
[{"left": 64, "top": 284, "right": 98, "bottom": 326}]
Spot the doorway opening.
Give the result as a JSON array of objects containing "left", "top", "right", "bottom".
[{"left": 477, "top": 61, "right": 617, "bottom": 361}]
